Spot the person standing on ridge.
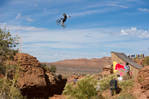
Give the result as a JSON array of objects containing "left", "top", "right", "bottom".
[{"left": 124, "top": 62, "right": 131, "bottom": 78}]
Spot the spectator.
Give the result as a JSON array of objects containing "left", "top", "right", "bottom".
[
  {"left": 124, "top": 63, "right": 131, "bottom": 79},
  {"left": 117, "top": 74, "right": 123, "bottom": 81},
  {"left": 73, "top": 76, "right": 78, "bottom": 84},
  {"left": 110, "top": 78, "right": 118, "bottom": 96}
]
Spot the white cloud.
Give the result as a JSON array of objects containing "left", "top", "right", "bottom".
[
  {"left": 138, "top": 8, "right": 149, "bottom": 13},
  {"left": 140, "top": 31, "right": 149, "bottom": 38},
  {"left": 16, "top": 13, "right": 21, "bottom": 20},
  {"left": 10, "top": 0, "right": 82, "bottom": 7},
  {"left": 73, "top": 2, "right": 128, "bottom": 17},
  {"left": 15, "top": 13, "right": 33, "bottom": 23},
  {"left": 22, "top": 42, "right": 108, "bottom": 62},
  {"left": 7, "top": 25, "right": 46, "bottom": 31},
  {"left": 106, "top": 3, "right": 128, "bottom": 8},
  {"left": 24, "top": 42, "right": 83, "bottom": 49},
  {"left": 5, "top": 24, "right": 113, "bottom": 44},
  {"left": 72, "top": 9, "right": 102, "bottom": 17},
  {"left": 23, "top": 47, "right": 105, "bottom": 62},
  {"left": 1, "top": 24, "right": 149, "bottom": 62},
  {"left": 26, "top": 17, "right": 33, "bottom": 22},
  {"left": 120, "top": 27, "right": 149, "bottom": 38},
  {"left": 121, "top": 29, "right": 128, "bottom": 35},
  {"left": 84, "top": 1, "right": 129, "bottom": 10}
]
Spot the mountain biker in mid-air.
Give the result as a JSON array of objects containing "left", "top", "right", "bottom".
[{"left": 56, "top": 13, "right": 70, "bottom": 28}]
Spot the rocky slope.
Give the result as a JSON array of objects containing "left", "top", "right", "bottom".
[
  {"left": 137, "top": 66, "right": 149, "bottom": 99},
  {"left": 14, "top": 53, "right": 67, "bottom": 99}
]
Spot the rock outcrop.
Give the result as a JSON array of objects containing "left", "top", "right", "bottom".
[
  {"left": 14, "top": 53, "right": 41, "bottom": 67},
  {"left": 67, "top": 74, "right": 84, "bottom": 83},
  {"left": 0, "top": 74, "right": 4, "bottom": 78},
  {"left": 46, "top": 72, "right": 67, "bottom": 96},
  {"left": 101, "top": 65, "right": 112, "bottom": 77},
  {"left": 133, "top": 58, "right": 144, "bottom": 66},
  {"left": 137, "top": 66, "right": 149, "bottom": 99},
  {"left": 14, "top": 53, "right": 66, "bottom": 98},
  {"left": 50, "top": 95, "right": 66, "bottom": 99},
  {"left": 14, "top": 53, "right": 48, "bottom": 98}
]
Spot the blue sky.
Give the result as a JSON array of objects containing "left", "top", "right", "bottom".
[{"left": 0, "top": 0, "right": 149, "bottom": 62}]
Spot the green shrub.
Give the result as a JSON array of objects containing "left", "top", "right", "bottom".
[
  {"left": 41, "top": 64, "right": 56, "bottom": 73},
  {"left": 143, "top": 56, "right": 149, "bottom": 66},
  {"left": 99, "top": 74, "right": 117, "bottom": 91},
  {"left": 118, "top": 79, "right": 134, "bottom": 91},
  {"left": 116, "top": 93, "right": 136, "bottom": 99},
  {"left": 41, "top": 63, "right": 50, "bottom": 71},
  {"left": 0, "top": 64, "right": 24, "bottom": 99},
  {"left": 49, "top": 65, "right": 56, "bottom": 73},
  {"left": 0, "top": 78, "right": 23, "bottom": 99},
  {"left": 0, "top": 27, "right": 23, "bottom": 98},
  {"left": 0, "top": 64, "right": 6, "bottom": 75},
  {"left": 98, "top": 74, "right": 134, "bottom": 93},
  {"left": 63, "top": 75, "right": 98, "bottom": 99},
  {"left": 0, "top": 27, "right": 18, "bottom": 62}
]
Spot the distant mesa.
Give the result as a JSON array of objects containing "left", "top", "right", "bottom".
[{"left": 44, "top": 57, "right": 112, "bottom": 74}]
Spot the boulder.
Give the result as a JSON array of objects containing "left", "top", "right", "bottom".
[{"left": 101, "top": 65, "right": 113, "bottom": 76}]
